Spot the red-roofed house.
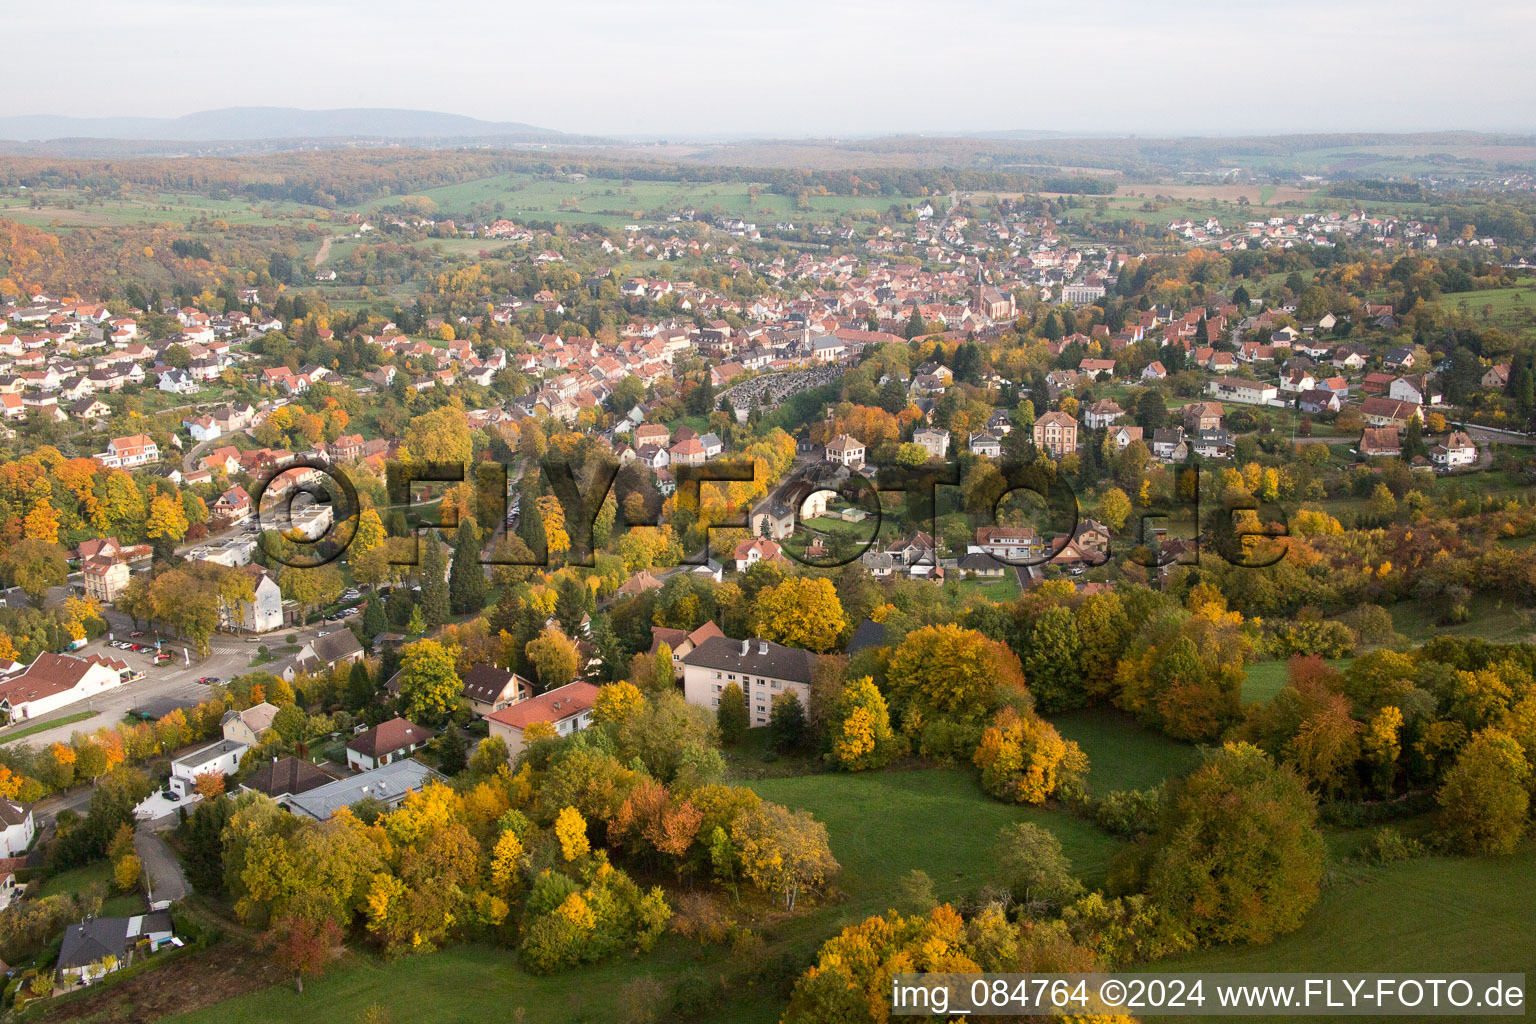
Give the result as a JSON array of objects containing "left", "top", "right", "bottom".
[
  {"left": 346, "top": 716, "right": 435, "bottom": 771},
  {"left": 0, "top": 653, "right": 129, "bottom": 723},
  {"left": 95, "top": 434, "right": 158, "bottom": 469},
  {"left": 485, "top": 681, "right": 600, "bottom": 759}
]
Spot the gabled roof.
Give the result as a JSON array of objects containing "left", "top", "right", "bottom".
[
  {"left": 680, "top": 636, "right": 817, "bottom": 685},
  {"left": 241, "top": 756, "right": 332, "bottom": 797},
  {"left": 484, "top": 681, "right": 599, "bottom": 731},
  {"left": 347, "top": 716, "right": 434, "bottom": 758}
]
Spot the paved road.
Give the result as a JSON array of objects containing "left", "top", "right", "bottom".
[
  {"left": 134, "top": 827, "right": 189, "bottom": 908},
  {"left": 0, "top": 608, "right": 341, "bottom": 751}
]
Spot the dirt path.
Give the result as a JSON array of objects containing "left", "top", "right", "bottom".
[{"left": 313, "top": 234, "right": 333, "bottom": 267}]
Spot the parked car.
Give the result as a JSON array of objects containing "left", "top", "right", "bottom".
[{"left": 129, "top": 631, "right": 145, "bottom": 638}]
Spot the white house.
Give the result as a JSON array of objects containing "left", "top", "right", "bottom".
[
  {"left": 1206, "top": 377, "right": 1279, "bottom": 405},
  {"left": 1430, "top": 431, "right": 1477, "bottom": 470},
  {"left": 0, "top": 799, "right": 35, "bottom": 858},
  {"left": 681, "top": 636, "right": 817, "bottom": 728},
  {"left": 218, "top": 567, "right": 284, "bottom": 634},
  {"left": 158, "top": 369, "right": 197, "bottom": 395},
  {"left": 0, "top": 653, "right": 128, "bottom": 723},
  {"left": 824, "top": 434, "right": 865, "bottom": 468},
  {"left": 973, "top": 526, "right": 1043, "bottom": 562},
  {"left": 169, "top": 739, "right": 248, "bottom": 797},
  {"left": 346, "top": 716, "right": 435, "bottom": 771},
  {"left": 968, "top": 431, "right": 1002, "bottom": 457}
]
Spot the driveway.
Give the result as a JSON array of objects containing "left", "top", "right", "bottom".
[
  {"left": 134, "top": 827, "right": 189, "bottom": 908},
  {"left": 135, "top": 790, "right": 201, "bottom": 823}
]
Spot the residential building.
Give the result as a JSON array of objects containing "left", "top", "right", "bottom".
[
  {"left": 824, "top": 434, "right": 866, "bottom": 468},
  {"left": 95, "top": 433, "right": 159, "bottom": 469},
  {"left": 681, "top": 636, "right": 817, "bottom": 727},
  {"left": 219, "top": 566, "right": 283, "bottom": 634},
  {"left": 285, "top": 759, "right": 446, "bottom": 820},
  {"left": 1205, "top": 377, "right": 1278, "bottom": 405},
  {"left": 169, "top": 739, "right": 248, "bottom": 797},
  {"left": 1358, "top": 427, "right": 1402, "bottom": 457},
  {"left": 347, "top": 717, "right": 435, "bottom": 771},
  {"left": 276, "top": 630, "right": 365, "bottom": 682},
  {"left": 750, "top": 501, "right": 795, "bottom": 540},
  {"left": 485, "top": 681, "right": 600, "bottom": 759},
  {"left": 1360, "top": 397, "right": 1423, "bottom": 428},
  {"left": 1083, "top": 399, "right": 1123, "bottom": 430},
  {"left": 912, "top": 427, "right": 950, "bottom": 458},
  {"left": 240, "top": 756, "right": 333, "bottom": 798},
  {"left": 0, "top": 799, "right": 34, "bottom": 858},
  {"left": 1430, "top": 431, "right": 1477, "bottom": 469},
  {"left": 648, "top": 621, "right": 726, "bottom": 677},
  {"left": 1032, "top": 410, "right": 1079, "bottom": 458},
  {"left": 57, "top": 913, "right": 176, "bottom": 985},
  {"left": 220, "top": 701, "right": 279, "bottom": 745},
  {"left": 81, "top": 555, "right": 131, "bottom": 603},
  {"left": 968, "top": 431, "right": 1001, "bottom": 457},
  {"left": 974, "top": 526, "right": 1042, "bottom": 561},
  {"left": 0, "top": 653, "right": 128, "bottom": 723},
  {"left": 460, "top": 663, "right": 534, "bottom": 718}
]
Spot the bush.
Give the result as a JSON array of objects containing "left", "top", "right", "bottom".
[
  {"left": 1094, "top": 787, "right": 1163, "bottom": 837},
  {"left": 668, "top": 971, "right": 721, "bottom": 1021},
  {"left": 1361, "top": 827, "right": 1425, "bottom": 865}
]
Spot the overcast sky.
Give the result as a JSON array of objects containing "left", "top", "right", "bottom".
[{"left": 9, "top": 0, "right": 1534, "bottom": 137}]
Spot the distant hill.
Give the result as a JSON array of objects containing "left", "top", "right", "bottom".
[{"left": 0, "top": 107, "right": 568, "bottom": 142}]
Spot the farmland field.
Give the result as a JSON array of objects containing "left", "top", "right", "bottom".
[
  {"left": 395, "top": 172, "right": 925, "bottom": 226},
  {"left": 1435, "top": 286, "right": 1536, "bottom": 335}
]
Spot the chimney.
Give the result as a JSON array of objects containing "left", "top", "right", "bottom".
[{"left": 740, "top": 638, "right": 750, "bottom": 655}]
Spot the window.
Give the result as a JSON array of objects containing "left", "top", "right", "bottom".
[
  {"left": 711, "top": 698, "right": 719, "bottom": 707},
  {"left": 713, "top": 683, "right": 722, "bottom": 693},
  {"left": 756, "top": 705, "right": 766, "bottom": 714},
  {"left": 771, "top": 680, "right": 781, "bottom": 690}
]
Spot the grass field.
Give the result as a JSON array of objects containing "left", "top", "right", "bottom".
[
  {"left": 1436, "top": 286, "right": 1536, "bottom": 334},
  {"left": 1047, "top": 708, "right": 1204, "bottom": 792},
  {"left": 1390, "top": 595, "right": 1536, "bottom": 644},
  {"left": 36, "top": 859, "right": 146, "bottom": 918},
  {"left": 1149, "top": 844, "right": 1536, "bottom": 1024},
  {"left": 0, "top": 187, "right": 321, "bottom": 230}
]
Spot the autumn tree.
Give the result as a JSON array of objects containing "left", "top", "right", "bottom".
[
  {"left": 974, "top": 708, "right": 1087, "bottom": 804},
  {"left": 995, "top": 822, "right": 1084, "bottom": 909},
  {"left": 716, "top": 682, "right": 748, "bottom": 746},
  {"left": 395, "top": 639, "right": 463, "bottom": 725},
  {"left": 0, "top": 540, "right": 69, "bottom": 604},
  {"left": 1145, "top": 742, "right": 1324, "bottom": 945},
  {"left": 261, "top": 915, "right": 343, "bottom": 993},
  {"left": 730, "top": 801, "right": 839, "bottom": 910},
  {"left": 827, "top": 676, "right": 900, "bottom": 771},
  {"left": 748, "top": 577, "right": 846, "bottom": 653},
  {"left": 1436, "top": 728, "right": 1531, "bottom": 855},
  {"left": 526, "top": 626, "right": 579, "bottom": 690},
  {"left": 885, "top": 624, "right": 1027, "bottom": 753}
]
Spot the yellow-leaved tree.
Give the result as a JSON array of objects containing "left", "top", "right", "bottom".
[{"left": 748, "top": 577, "right": 846, "bottom": 653}]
